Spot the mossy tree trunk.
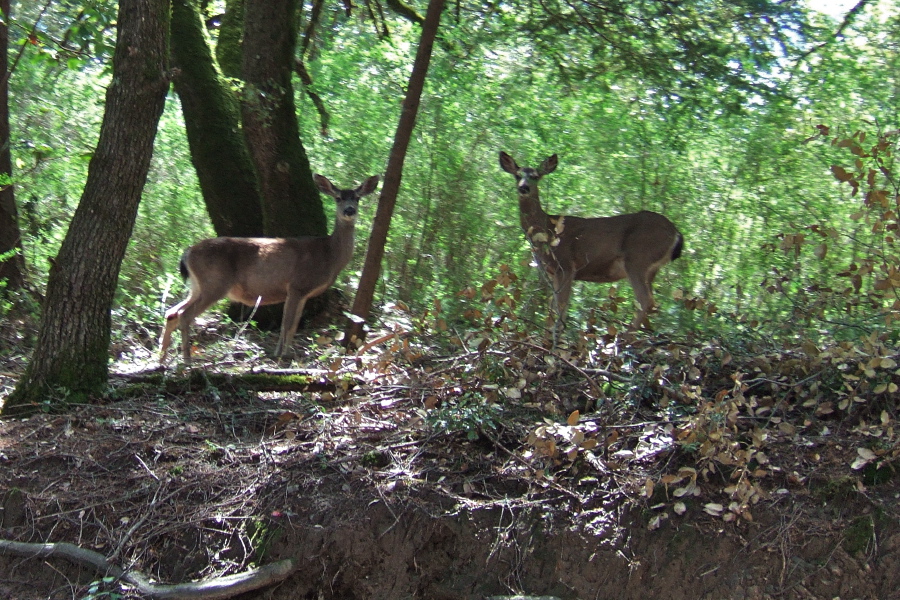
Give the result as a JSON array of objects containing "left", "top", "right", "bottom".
[
  {"left": 3, "top": 0, "right": 171, "bottom": 417},
  {"left": 215, "top": 0, "right": 244, "bottom": 79},
  {"left": 170, "top": 0, "right": 326, "bottom": 240},
  {"left": 170, "top": 0, "right": 263, "bottom": 237},
  {"left": 240, "top": 0, "right": 325, "bottom": 238},
  {"left": 0, "top": 0, "right": 24, "bottom": 291}
]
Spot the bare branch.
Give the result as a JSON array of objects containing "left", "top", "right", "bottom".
[{"left": 0, "top": 539, "right": 298, "bottom": 600}]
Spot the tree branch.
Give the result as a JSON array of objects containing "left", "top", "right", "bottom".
[
  {"left": 384, "top": 0, "right": 424, "bottom": 25},
  {"left": 794, "top": 0, "right": 870, "bottom": 66},
  {"left": 294, "top": 57, "right": 330, "bottom": 136},
  {"left": 0, "top": 539, "right": 298, "bottom": 600}
]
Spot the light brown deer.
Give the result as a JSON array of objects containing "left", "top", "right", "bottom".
[
  {"left": 159, "top": 173, "right": 379, "bottom": 363},
  {"left": 499, "top": 151, "right": 683, "bottom": 331}
]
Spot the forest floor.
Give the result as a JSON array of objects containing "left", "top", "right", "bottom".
[{"left": 1, "top": 305, "right": 899, "bottom": 600}]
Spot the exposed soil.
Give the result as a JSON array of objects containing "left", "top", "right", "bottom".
[{"left": 1, "top": 319, "right": 899, "bottom": 600}]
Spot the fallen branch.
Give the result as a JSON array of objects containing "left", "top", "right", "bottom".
[
  {"left": 115, "top": 370, "right": 353, "bottom": 395},
  {"left": 485, "top": 596, "right": 562, "bottom": 600},
  {"left": 355, "top": 329, "right": 409, "bottom": 355},
  {"left": 0, "top": 539, "right": 297, "bottom": 600}
]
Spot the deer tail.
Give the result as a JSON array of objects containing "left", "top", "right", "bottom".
[
  {"left": 671, "top": 232, "right": 684, "bottom": 261},
  {"left": 178, "top": 253, "right": 189, "bottom": 280}
]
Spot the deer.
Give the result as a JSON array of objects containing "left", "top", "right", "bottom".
[
  {"left": 499, "top": 151, "right": 683, "bottom": 334},
  {"left": 159, "top": 173, "right": 380, "bottom": 364}
]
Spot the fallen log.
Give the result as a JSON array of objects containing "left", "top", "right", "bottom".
[{"left": 0, "top": 539, "right": 297, "bottom": 600}]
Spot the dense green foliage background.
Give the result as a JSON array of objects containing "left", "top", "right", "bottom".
[{"left": 6, "top": 0, "right": 899, "bottom": 346}]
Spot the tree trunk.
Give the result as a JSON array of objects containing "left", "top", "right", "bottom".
[
  {"left": 344, "top": 0, "right": 445, "bottom": 346},
  {"left": 170, "top": 0, "right": 263, "bottom": 237},
  {"left": 0, "top": 0, "right": 24, "bottom": 291},
  {"left": 216, "top": 0, "right": 243, "bottom": 79},
  {"left": 240, "top": 0, "right": 325, "bottom": 238},
  {"left": 3, "top": 0, "right": 171, "bottom": 416}
]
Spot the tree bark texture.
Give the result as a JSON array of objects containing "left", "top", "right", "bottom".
[
  {"left": 170, "top": 0, "right": 264, "bottom": 237},
  {"left": 4, "top": 0, "right": 171, "bottom": 416},
  {"left": 0, "top": 0, "right": 24, "bottom": 290},
  {"left": 215, "top": 0, "right": 243, "bottom": 79},
  {"left": 345, "top": 0, "right": 445, "bottom": 345},
  {"left": 240, "top": 0, "right": 326, "bottom": 238}
]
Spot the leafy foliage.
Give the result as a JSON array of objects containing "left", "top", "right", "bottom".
[
  {"left": 503, "top": 0, "right": 809, "bottom": 116},
  {"left": 11, "top": 0, "right": 118, "bottom": 71}
]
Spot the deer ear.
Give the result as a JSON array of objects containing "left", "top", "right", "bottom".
[
  {"left": 356, "top": 175, "right": 379, "bottom": 197},
  {"left": 314, "top": 174, "right": 339, "bottom": 198},
  {"left": 499, "top": 151, "right": 518, "bottom": 175},
  {"left": 539, "top": 154, "right": 558, "bottom": 175}
]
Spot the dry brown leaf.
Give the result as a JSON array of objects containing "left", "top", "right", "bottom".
[{"left": 567, "top": 410, "right": 581, "bottom": 426}]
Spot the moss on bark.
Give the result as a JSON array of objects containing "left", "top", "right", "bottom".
[{"left": 171, "top": 0, "right": 264, "bottom": 237}]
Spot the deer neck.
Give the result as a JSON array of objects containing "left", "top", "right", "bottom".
[
  {"left": 518, "top": 192, "right": 551, "bottom": 234},
  {"left": 329, "top": 217, "right": 357, "bottom": 271}
]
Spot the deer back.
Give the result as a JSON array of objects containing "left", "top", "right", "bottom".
[
  {"left": 183, "top": 236, "right": 337, "bottom": 307},
  {"left": 522, "top": 209, "right": 679, "bottom": 284}
]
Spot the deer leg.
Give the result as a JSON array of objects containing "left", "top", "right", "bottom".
[
  {"left": 176, "top": 300, "right": 203, "bottom": 364},
  {"left": 170, "top": 292, "right": 225, "bottom": 364},
  {"left": 178, "top": 305, "right": 198, "bottom": 363},
  {"left": 159, "top": 298, "right": 190, "bottom": 362},
  {"left": 275, "top": 292, "right": 308, "bottom": 358},
  {"left": 626, "top": 268, "right": 656, "bottom": 330},
  {"left": 550, "top": 271, "right": 573, "bottom": 345},
  {"left": 552, "top": 272, "right": 573, "bottom": 325}
]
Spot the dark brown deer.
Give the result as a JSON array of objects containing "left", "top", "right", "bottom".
[
  {"left": 159, "top": 173, "right": 379, "bottom": 363},
  {"left": 499, "top": 151, "right": 683, "bottom": 332}
]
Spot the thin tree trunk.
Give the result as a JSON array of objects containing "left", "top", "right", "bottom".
[
  {"left": 0, "top": 0, "right": 24, "bottom": 290},
  {"left": 171, "top": 0, "right": 263, "bottom": 237},
  {"left": 344, "top": 0, "right": 445, "bottom": 345},
  {"left": 4, "top": 0, "right": 171, "bottom": 416},
  {"left": 240, "top": 0, "right": 325, "bottom": 238}
]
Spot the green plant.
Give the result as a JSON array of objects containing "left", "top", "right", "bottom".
[
  {"left": 426, "top": 392, "right": 502, "bottom": 441},
  {"left": 0, "top": 276, "right": 11, "bottom": 319},
  {"left": 246, "top": 518, "right": 282, "bottom": 565},
  {"left": 82, "top": 577, "right": 122, "bottom": 600},
  {"left": 842, "top": 515, "right": 875, "bottom": 555}
]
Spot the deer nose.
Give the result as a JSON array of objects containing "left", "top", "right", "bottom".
[
  {"left": 517, "top": 180, "right": 530, "bottom": 194},
  {"left": 343, "top": 205, "right": 357, "bottom": 217}
]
